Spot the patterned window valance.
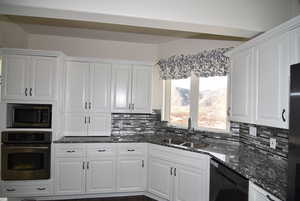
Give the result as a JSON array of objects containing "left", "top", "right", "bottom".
[{"left": 157, "top": 47, "right": 233, "bottom": 80}]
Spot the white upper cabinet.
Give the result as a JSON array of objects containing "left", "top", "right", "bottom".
[
  {"left": 64, "top": 60, "right": 111, "bottom": 136},
  {"left": 111, "top": 64, "right": 152, "bottom": 113},
  {"left": 89, "top": 63, "right": 111, "bottom": 113},
  {"left": 291, "top": 26, "right": 300, "bottom": 65},
  {"left": 2, "top": 54, "right": 57, "bottom": 101},
  {"left": 230, "top": 31, "right": 291, "bottom": 129},
  {"left": 254, "top": 32, "right": 290, "bottom": 129},
  {"left": 29, "top": 56, "right": 57, "bottom": 100},
  {"left": 230, "top": 48, "right": 253, "bottom": 123},
  {"left": 65, "top": 61, "right": 89, "bottom": 113},
  {"left": 131, "top": 65, "right": 152, "bottom": 113},
  {"left": 111, "top": 64, "right": 132, "bottom": 113},
  {"left": 249, "top": 182, "right": 281, "bottom": 201},
  {"left": 2, "top": 55, "right": 28, "bottom": 100}
]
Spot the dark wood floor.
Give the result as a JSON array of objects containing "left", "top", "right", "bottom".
[{"left": 43, "top": 196, "right": 157, "bottom": 201}]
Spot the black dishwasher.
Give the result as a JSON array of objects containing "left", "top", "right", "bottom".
[{"left": 210, "top": 159, "right": 249, "bottom": 201}]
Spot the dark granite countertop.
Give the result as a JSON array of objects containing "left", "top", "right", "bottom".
[{"left": 54, "top": 134, "right": 287, "bottom": 200}]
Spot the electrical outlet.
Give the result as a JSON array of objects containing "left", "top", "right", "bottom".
[
  {"left": 249, "top": 126, "right": 257, "bottom": 137},
  {"left": 270, "top": 138, "right": 277, "bottom": 149}
]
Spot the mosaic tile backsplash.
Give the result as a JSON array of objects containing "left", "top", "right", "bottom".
[
  {"left": 111, "top": 113, "right": 162, "bottom": 136},
  {"left": 111, "top": 112, "right": 289, "bottom": 158},
  {"left": 230, "top": 122, "right": 289, "bottom": 158}
]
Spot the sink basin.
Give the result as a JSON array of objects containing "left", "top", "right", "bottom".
[{"left": 162, "top": 138, "right": 186, "bottom": 145}]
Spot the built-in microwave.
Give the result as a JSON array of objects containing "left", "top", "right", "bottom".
[{"left": 7, "top": 104, "right": 52, "bottom": 128}]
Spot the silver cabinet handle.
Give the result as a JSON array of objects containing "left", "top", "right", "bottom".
[
  {"left": 282, "top": 109, "right": 286, "bottom": 122},
  {"left": 127, "top": 149, "right": 135, "bottom": 152},
  {"left": 6, "top": 188, "right": 16, "bottom": 192},
  {"left": 29, "top": 88, "right": 32, "bottom": 96},
  {"left": 87, "top": 161, "right": 90, "bottom": 169},
  {"left": 97, "top": 149, "right": 106, "bottom": 152},
  {"left": 25, "top": 88, "right": 28, "bottom": 96},
  {"left": 88, "top": 116, "right": 91, "bottom": 124},
  {"left": 89, "top": 102, "right": 91, "bottom": 109},
  {"left": 66, "top": 150, "right": 75, "bottom": 153},
  {"left": 129, "top": 103, "right": 132, "bottom": 110},
  {"left": 170, "top": 167, "right": 173, "bottom": 175},
  {"left": 174, "top": 168, "right": 177, "bottom": 176},
  {"left": 142, "top": 160, "right": 144, "bottom": 168},
  {"left": 84, "top": 116, "right": 87, "bottom": 124},
  {"left": 85, "top": 102, "right": 87, "bottom": 109},
  {"left": 227, "top": 107, "right": 231, "bottom": 116},
  {"left": 82, "top": 161, "right": 85, "bottom": 169},
  {"left": 132, "top": 103, "right": 135, "bottom": 110},
  {"left": 37, "top": 187, "right": 46, "bottom": 191}
]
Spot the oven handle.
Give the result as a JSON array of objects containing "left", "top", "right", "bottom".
[{"left": 3, "top": 146, "right": 49, "bottom": 150}]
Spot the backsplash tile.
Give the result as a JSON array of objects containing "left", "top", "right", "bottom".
[
  {"left": 230, "top": 122, "right": 289, "bottom": 158},
  {"left": 111, "top": 113, "right": 162, "bottom": 136}
]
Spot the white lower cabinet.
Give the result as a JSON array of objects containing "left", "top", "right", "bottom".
[
  {"left": 55, "top": 157, "right": 85, "bottom": 195},
  {"left": 117, "top": 157, "right": 146, "bottom": 192},
  {"left": 148, "top": 157, "right": 173, "bottom": 200},
  {"left": 86, "top": 158, "right": 116, "bottom": 193},
  {"left": 54, "top": 143, "right": 146, "bottom": 195},
  {"left": 148, "top": 144, "right": 210, "bottom": 201},
  {"left": 2, "top": 182, "right": 52, "bottom": 197},
  {"left": 249, "top": 182, "right": 281, "bottom": 201}
]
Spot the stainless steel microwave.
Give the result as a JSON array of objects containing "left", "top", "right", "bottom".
[{"left": 7, "top": 104, "right": 52, "bottom": 128}]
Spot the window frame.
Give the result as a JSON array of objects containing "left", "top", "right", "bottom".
[{"left": 163, "top": 73, "right": 231, "bottom": 133}]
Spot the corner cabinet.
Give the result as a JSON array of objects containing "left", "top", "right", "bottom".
[
  {"left": 1, "top": 54, "right": 58, "bottom": 101},
  {"left": 148, "top": 144, "right": 210, "bottom": 201},
  {"left": 229, "top": 31, "right": 291, "bottom": 129},
  {"left": 63, "top": 61, "right": 111, "bottom": 136},
  {"left": 111, "top": 64, "right": 152, "bottom": 113}
]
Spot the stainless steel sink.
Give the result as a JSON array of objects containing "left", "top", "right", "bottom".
[{"left": 163, "top": 138, "right": 208, "bottom": 149}]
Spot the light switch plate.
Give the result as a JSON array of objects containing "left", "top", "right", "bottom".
[
  {"left": 249, "top": 126, "right": 257, "bottom": 137},
  {"left": 270, "top": 138, "right": 277, "bottom": 149}
]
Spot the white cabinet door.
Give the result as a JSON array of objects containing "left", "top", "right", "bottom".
[
  {"left": 64, "top": 113, "right": 87, "bottom": 136},
  {"left": 148, "top": 157, "right": 173, "bottom": 200},
  {"left": 254, "top": 32, "right": 290, "bottom": 129},
  {"left": 249, "top": 182, "right": 281, "bottom": 201},
  {"left": 291, "top": 27, "right": 300, "bottom": 65},
  {"left": 173, "top": 166, "right": 209, "bottom": 201},
  {"left": 86, "top": 158, "right": 116, "bottom": 193},
  {"left": 88, "top": 113, "right": 111, "bottom": 136},
  {"left": 89, "top": 62, "right": 111, "bottom": 113},
  {"left": 230, "top": 48, "right": 253, "bottom": 123},
  {"left": 131, "top": 65, "right": 152, "bottom": 113},
  {"left": 111, "top": 64, "right": 132, "bottom": 113},
  {"left": 29, "top": 56, "right": 56, "bottom": 100},
  {"left": 55, "top": 158, "right": 85, "bottom": 195},
  {"left": 2, "top": 55, "right": 29, "bottom": 100},
  {"left": 117, "top": 157, "right": 146, "bottom": 192},
  {"left": 65, "top": 61, "right": 90, "bottom": 113}
]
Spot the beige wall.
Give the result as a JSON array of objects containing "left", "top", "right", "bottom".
[
  {"left": 0, "top": 16, "right": 28, "bottom": 48},
  {"left": 28, "top": 34, "right": 158, "bottom": 63}
]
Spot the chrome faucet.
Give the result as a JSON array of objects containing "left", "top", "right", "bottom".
[{"left": 186, "top": 118, "right": 194, "bottom": 137}]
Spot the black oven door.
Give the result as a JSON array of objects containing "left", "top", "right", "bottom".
[{"left": 1, "top": 144, "right": 51, "bottom": 180}]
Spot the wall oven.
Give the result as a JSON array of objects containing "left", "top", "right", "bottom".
[
  {"left": 1, "top": 131, "right": 51, "bottom": 180},
  {"left": 7, "top": 104, "right": 52, "bottom": 128}
]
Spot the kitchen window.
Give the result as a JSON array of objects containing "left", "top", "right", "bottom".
[{"left": 164, "top": 74, "right": 229, "bottom": 132}]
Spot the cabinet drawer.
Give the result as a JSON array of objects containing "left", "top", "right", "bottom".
[
  {"left": 118, "top": 143, "right": 146, "bottom": 156},
  {"left": 87, "top": 143, "right": 116, "bottom": 157},
  {"left": 55, "top": 144, "right": 85, "bottom": 158},
  {"left": 2, "top": 183, "right": 51, "bottom": 197}
]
